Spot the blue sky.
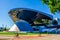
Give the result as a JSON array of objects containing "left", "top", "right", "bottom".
[{"left": 0, "top": 0, "right": 60, "bottom": 28}]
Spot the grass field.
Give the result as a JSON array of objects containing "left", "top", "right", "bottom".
[
  {"left": 0, "top": 31, "right": 57, "bottom": 36},
  {"left": 0, "top": 31, "right": 41, "bottom": 36}
]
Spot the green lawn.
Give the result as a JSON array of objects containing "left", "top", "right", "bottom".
[
  {"left": 0, "top": 31, "right": 56, "bottom": 36},
  {"left": 0, "top": 31, "right": 42, "bottom": 36}
]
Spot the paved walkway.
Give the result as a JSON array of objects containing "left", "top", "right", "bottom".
[{"left": 0, "top": 34, "right": 60, "bottom": 40}]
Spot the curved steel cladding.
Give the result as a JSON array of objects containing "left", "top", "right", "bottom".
[
  {"left": 8, "top": 8, "right": 37, "bottom": 24},
  {"left": 8, "top": 8, "right": 53, "bottom": 23},
  {"left": 8, "top": 8, "right": 53, "bottom": 32},
  {"left": 8, "top": 9, "right": 21, "bottom": 23}
]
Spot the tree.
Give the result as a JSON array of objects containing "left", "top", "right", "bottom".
[{"left": 42, "top": 0, "right": 60, "bottom": 14}]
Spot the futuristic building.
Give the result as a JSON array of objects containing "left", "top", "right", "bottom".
[{"left": 8, "top": 8, "right": 53, "bottom": 32}]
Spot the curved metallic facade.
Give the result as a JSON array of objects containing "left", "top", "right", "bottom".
[{"left": 8, "top": 8, "right": 53, "bottom": 32}]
